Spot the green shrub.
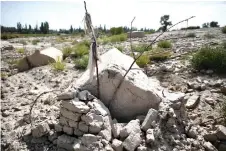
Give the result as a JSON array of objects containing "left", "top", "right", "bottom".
[
  {"left": 101, "top": 34, "right": 127, "bottom": 44},
  {"left": 115, "top": 46, "right": 123, "bottom": 52},
  {"left": 186, "top": 32, "right": 196, "bottom": 38},
  {"left": 148, "top": 48, "right": 171, "bottom": 61},
  {"left": 222, "top": 26, "right": 226, "bottom": 34},
  {"left": 157, "top": 40, "right": 172, "bottom": 48},
  {"left": 16, "top": 48, "right": 25, "bottom": 54},
  {"left": 110, "top": 27, "right": 124, "bottom": 35},
  {"left": 32, "top": 39, "right": 40, "bottom": 45},
  {"left": 62, "top": 47, "right": 73, "bottom": 57},
  {"left": 74, "top": 55, "right": 89, "bottom": 69},
  {"left": 191, "top": 47, "right": 226, "bottom": 74},
  {"left": 73, "top": 41, "right": 90, "bottom": 57},
  {"left": 135, "top": 54, "right": 149, "bottom": 68},
  {"left": 133, "top": 44, "right": 152, "bottom": 52},
  {"left": 51, "top": 56, "right": 65, "bottom": 71},
  {"left": 204, "top": 33, "right": 215, "bottom": 39}
]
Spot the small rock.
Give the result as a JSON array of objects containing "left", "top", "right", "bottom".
[
  {"left": 68, "top": 120, "right": 78, "bottom": 128},
  {"left": 54, "top": 124, "right": 63, "bottom": 132},
  {"left": 216, "top": 125, "right": 226, "bottom": 140},
  {"left": 88, "top": 99, "right": 110, "bottom": 116},
  {"left": 146, "top": 129, "right": 155, "bottom": 144},
  {"left": 32, "top": 122, "right": 50, "bottom": 138},
  {"left": 187, "top": 126, "right": 198, "bottom": 138},
  {"left": 185, "top": 94, "right": 200, "bottom": 109},
  {"left": 78, "top": 121, "right": 89, "bottom": 133},
  {"left": 112, "top": 123, "right": 126, "bottom": 138},
  {"left": 81, "top": 112, "right": 104, "bottom": 130},
  {"left": 48, "top": 131, "right": 58, "bottom": 142},
  {"left": 57, "top": 91, "right": 77, "bottom": 100},
  {"left": 141, "top": 109, "right": 158, "bottom": 131},
  {"left": 74, "top": 129, "right": 83, "bottom": 136},
  {"left": 105, "top": 144, "right": 114, "bottom": 151},
  {"left": 59, "top": 116, "right": 68, "bottom": 126},
  {"left": 123, "top": 131, "right": 142, "bottom": 151},
  {"left": 204, "top": 133, "right": 217, "bottom": 142},
  {"left": 112, "top": 139, "right": 123, "bottom": 151},
  {"left": 57, "top": 134, "right": 81, "bottom": 151},
  {"left": 63, "top": 126, "right": 73, "bottom": 135},
  {"left": 60, "top": 108, "right": 81, "bottom": 121},
  {"left": 81, "top": 134, "right": 101, "bottom": 146},
  {"left": 62, "top": 99, "right": 90, "bottom": 114},
  {"left": 78, "top": 90, "right": 95, "bottom": 101},
  {"left": 206, "top": 70, "right": 214, "bottom": 75},
  {"left": 203, "top": 142, "right": 217, "bottom": 151},
  {"left": 137, "top": 146, "right": 147, "bottom": 151},
  {"left": 99, "top": 129, "right": 112, "bottom": 141},
  {"left": 205, "top": 97, "right": 215, "bottom": 106},
  {"left": 89, "top": 125, "right": 102, "bottom": 134},
  {"left": 120, "top": 119, "right": 140, "bottom": 138}
]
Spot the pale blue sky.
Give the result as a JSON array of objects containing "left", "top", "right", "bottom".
[{"left": 1, "top": 0, "right": 226, "bottom": 30}]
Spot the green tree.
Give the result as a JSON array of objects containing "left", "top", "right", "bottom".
[
  {"left": 70, "top": 25, "right": 73, "bottom": 33},
  {"left": 202, "top": 23, "right": 209, "bottom": 28},
  {"left": 160, "top": 15, "right": 172, "bottom": 32},
  {"left": 40, "top": 22, "right": 44, "bottom": 33},
  {"left": 17, "top": 22, "right": 22, "bottom": 33},
  {"left": 28, "top": 25, "right": 32, "bottom": 33},
  {"left": 210, "top": 21, "right": 219, "bottom": 27},
  {"left": 34, "top": 24, "right": 38, "bottom": 33}
]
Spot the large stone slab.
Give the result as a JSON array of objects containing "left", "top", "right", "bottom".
[
  {"left": 127, "top": 31, "right": 145, "bottom": 38},
  {"left": 74, "top": 48, "right": 184, "bottom": 121}
]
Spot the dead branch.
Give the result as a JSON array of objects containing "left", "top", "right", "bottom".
[
  {"left": 29, "top": 90, "right": 61, "bottom": 127},
  {"left": 110, "top": 16, "right": 195, "bottom": 106},
  {"left": 84, "top": 1, "right": 100, "bottom": 99},
  {"left": 130, "top": 17, "right": 136, "bottom": 59}
]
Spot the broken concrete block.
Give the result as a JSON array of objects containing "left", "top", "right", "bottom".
[
  {"left": 112, "top": 139, "right": 123, "bottom": 151},
  {"left": 60, "top": 108, "right": 81, "bottom": 121},
  {"left": 123, "top": 130, "right": 142, "bottom": 151},
  {"left": 32, "top": 122, "right": 50, "bottom": 138},
  {"left": 120, "top": 119, "right": 140, "bottom": 138},
  {"left": 112, "top": 123, "right": 126, "bottom": 138},
  {"left": 63, "top": 126, "right": 73, "bottom": 135},
  {"left": 78, "top": 121, "right": 88, "bottom": 133},
  {"left": 141, "top": 108, "right": 158, "bottom": 131},
  {"left": 62, "top": 99, "right": 90, "bottom": 114},
  {"left": 17, "top": 47, "right": 63, "bottom": 72},
  {"left": 57, "top": 134, "right": 81, "bottom": 151}
]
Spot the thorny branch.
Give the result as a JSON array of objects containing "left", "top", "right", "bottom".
[
  {"left": 130, "top": 17, "right": 136, "bottom": 59},
  {"left": 110, "top": 16, "right": 196, "bottom": 105}
]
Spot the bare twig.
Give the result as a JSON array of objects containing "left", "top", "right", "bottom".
[
  {"left": 29, "top": 90, "right": 61, "bottom": 127},
  {"left": 110, "top": 16, "right": 195, "bottom": 106},
  {"left": 130, "top": 17, "right": 136, "bottom": 59}
]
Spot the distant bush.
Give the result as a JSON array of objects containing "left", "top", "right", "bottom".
[
  {"left": 73, "top": 41, "right": 90, "bottom": 57},
  {"left": 74, "top": 55, "right": 89, "bottom": 69},
  {"left": 204, "top": 33, "right": 215, "bottom": 39},
  {"left": 1, "top": 34, "right": 19, "bottom": 40},
  {"left": 51, "top": 56, "right": 65, "bottom": 71},
  {"left": 32, "top": 39, "right": 40, "bottom": 45},
  {"left": 115, "top": 46, "right": 123, "bottom": 52},
  {"left": 149, "top": 48, "right": 172, "bottom": 61},
  {"left": 181, "top": 26, "right": 200, "bottom": 30},
  {"left": 191, "top": 47, "right": 226, "bottom": 74},
  {"left": 16, "top": 48, "right": 25, "bottom": 54},
  {"left": 135, "top": 54, "right": 149, "bottom": 68},
  {"left": 222, "top": 26, "right": 226, "bottom": 34},
  {"left": 133, "top": 44, "right": 152, "bottom": 52},
  {"left": 101, "top": 34, "right": 127, "bottom": 44},
  {"left": 186, "top": 33, "right": 196, "bottom": 38},
  {"left": 110, "top": 27, "right": 124, "bottom": 35},
  {"left": 157, "top": 40, "right": 172, "bottom": 48},
  {"left": 62, "top": 47, "right": 73, "bottom": 58}
]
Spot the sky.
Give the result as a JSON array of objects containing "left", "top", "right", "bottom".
[{"left": 1, "top": 0, "right": 226, "bottom": 30}]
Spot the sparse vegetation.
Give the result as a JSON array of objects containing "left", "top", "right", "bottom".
[
  {"left": 16, "top": 48, "right": 25, "bottom": 54},
  {"left": 50, "top": 56, "right": 65, "bottom": 71},
  {"left": 191, "top": 47, "right": 226, "bottom": 74},
  {"left": 1, "top": 72, "right": 8, "bottom": 79},
  {"left": 135, "top": 54, "right": 149, "bottom": 68},
  {"left": 100, "top": 34, "right": 127, "bottom": 44},
  {"left": 222, "top": 26, "right": 226, "bottom": 34},
  {"left": 19, "top": 40, "right": 27, "bottom": 45},
  {"left": 222, "top": 41, "right": 226, "bottom": 48},
  {"left": 73, "top": 40, "right": 90, "bottom": 57},
  {"left": 74, "top": 55, "right": 89, "bottom": 69},
  {"left": 204, "top": 33, "right": 215, "bottom": 39},
  {"left": 186, "top": 32, "right": 196, "bottom": 38},
  {"left": 157, "top": 40, "right": 172, "bottom": 48},
  {"left": 115, "top": 46, "right": 123, "bottom": 52},
  {"left": 148, "top": 48, "right": 172, "bottom": 61},
  {"left": 62, "top": 47, "right": 73, "bottom": 58},
  {"left": 133, "top": 44, "right": 152, "bottom": 52},
  {"left": 110, "top": 27, "right": 124, "bottom": 35},
  {"left": 32, "top": 39, "right": 40, "bottom": 45},
  {"left": 220, "top": 101, "right": 226, "bottom": 125}
]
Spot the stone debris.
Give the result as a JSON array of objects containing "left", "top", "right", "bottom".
[
  {"left": 31, "top": 122, "right": 50, "bottom": 138},
  {"left": 185, "top": 93, "right": 200, "bottom": 109}
]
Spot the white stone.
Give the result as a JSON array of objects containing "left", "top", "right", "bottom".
[
  {"left": 57, "top": 134, "right": 81, "bottom": 151},
  {"left": 146, "top": 129, "right": 155, "bottom": 144},
  {"left": 60, "top": 108, "right": 81, "bottom": 121},
  {"left": 88, "top": 99, "right": 110, "bottom": 116},
  {"left": 32, "top": 122, "right": 50, "bottom": 138},
  {"left": 216, "top": 125, "right": 226, "bottom": 140},
  {"left": 81, "top": 113, "right": 104, "bottom": 129},
  {"left": 99, "top": 129, "right": 112, "bottom": 141},
  {"left": 141, "top": 108, "right": 158, "bottom": 131},
  {"left": 137, "top": 146, "right": 147, "bottom": 151},
  {"left": 81, "top": 134, "right": 101, "bottom": 146},
  {"left": 120, "top": 119, "right": 140, "bottom": 138},
  {"left": 185, "top": 94, "right": 200, "bottom": 109},
  {"left": 123, "top": 131, "right": 142, "bottom": 151},
  {"left": 112, "top": 139, "right": 123, "bottom": 151},
  {"left": 203, "top": 142, "right": 217, "bottom": 151},
  {"left": 62, "top": 99, "right": 90, "bottom": 114},
  {"left": 112, "top": 123, "right": 126, "bottom": 138}
]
